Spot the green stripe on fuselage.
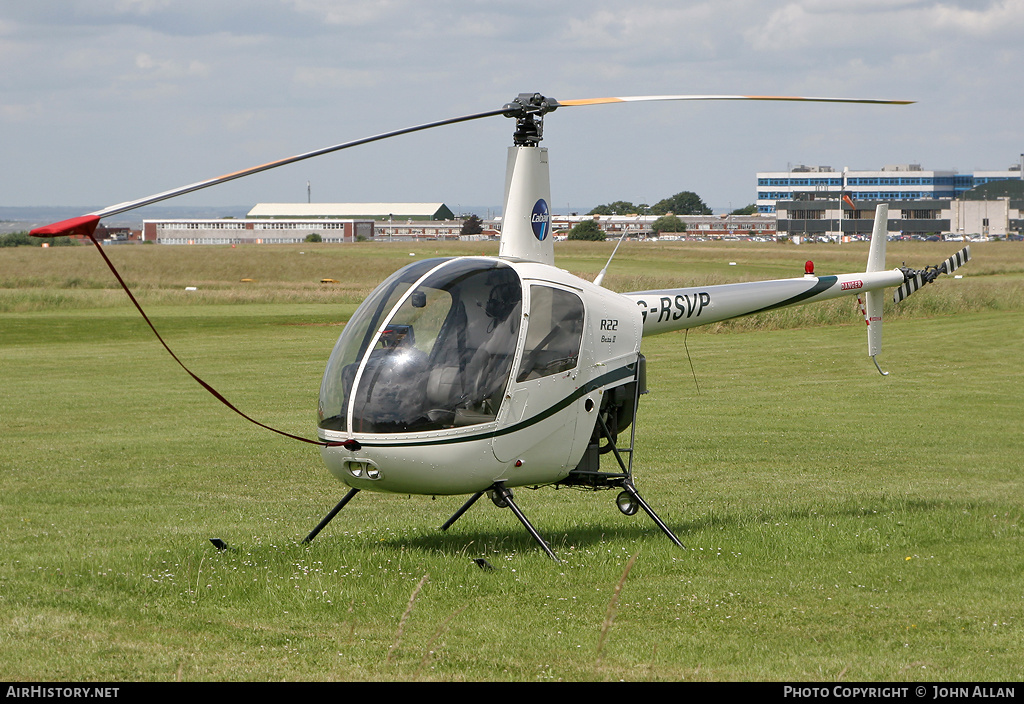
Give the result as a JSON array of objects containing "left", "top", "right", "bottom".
[{"left": 321, "top": 365, "right": 636, "bottom": 449}]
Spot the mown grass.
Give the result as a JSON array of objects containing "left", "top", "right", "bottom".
[
  {"left": 1, "top": 241, "right": 1022, "bottom": 682},
  {"left": 3, "top": 237, "right": 1023, "bottom": 312}
]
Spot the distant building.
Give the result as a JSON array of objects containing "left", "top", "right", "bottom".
[
  {"left": 776, "top": 183, "right": 1023, "bottom": 240},
  {"left": 94, "top": 224, "right": 141, "bottom": 243},
  {"left": 143, "top": 218, "right": 374, "bottom": 244},
  {"left": 525, "top": 213, "right": 776, "bottom": 239},
  {"left": 956, "top": 179, "right": 1024, "bottom": 237},
  {"left": 757, "top": 161, "right": 1023, "bottom": 214},
  {"left": 143, "top": 203, "right": 463, "bottom": 244}
]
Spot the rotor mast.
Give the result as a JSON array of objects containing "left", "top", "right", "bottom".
[{"left": 498, "top": 94, "right": 559, "bottom": 265}]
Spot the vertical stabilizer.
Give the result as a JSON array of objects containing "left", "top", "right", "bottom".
[
  {"left": 498, "top": 146, "right": 554, "bottom": 265},
  {"left": 866, "top": 204, "right": 888, "bottom": 273},
  {"left": 865, "top": 204, "right": 888, "bottom": 374}
]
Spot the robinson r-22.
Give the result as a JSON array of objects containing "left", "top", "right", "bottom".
[{"left": 31, "top": 92, "right": 970, "bottom": 561}]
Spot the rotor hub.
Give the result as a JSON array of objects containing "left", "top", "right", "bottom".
[{"left": 502, "top": 93, "right": 560, "bottom": 147}]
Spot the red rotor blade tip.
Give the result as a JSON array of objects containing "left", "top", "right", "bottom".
[{"left": 30, "top": 215, "right": 101, "bottom": 238}]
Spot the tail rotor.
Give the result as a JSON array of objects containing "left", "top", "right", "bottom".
[{"left": 894, "top": 246, "right": 971, "bottom": 304}]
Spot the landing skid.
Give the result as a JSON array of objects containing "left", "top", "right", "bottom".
[
  {"left": 302, "top": 487, "right": 360, "bottom": 544},
  {"left": 300, "top": 473, "right": 680, "bottom": 561},
  {"left": 557, "top": 378, "right": 685, "bottom": 549},
  {"left": 440, "top": 481, "right": 561, "bottom": 562},
  {"left": 300, "top": 367, "right": 684, "bottom": 560},
  {"left": 557, "top": 472, "right": 684, "bottom": 550}
]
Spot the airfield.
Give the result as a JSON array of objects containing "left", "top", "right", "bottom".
[{"left": 2, "top": 238, "right": 1022, "bottom": 681}]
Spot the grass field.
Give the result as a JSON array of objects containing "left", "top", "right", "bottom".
[{"left": 1, "top": 239, "right": 1022, "bottom": 682}]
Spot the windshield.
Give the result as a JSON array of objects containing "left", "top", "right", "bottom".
[{"left": 319, "top": 258, "right": 522, "bottom": 435}]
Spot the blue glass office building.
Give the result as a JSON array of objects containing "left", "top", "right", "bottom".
[{"left": 756, "top": 163, "right": 1022, "bottom": 214}]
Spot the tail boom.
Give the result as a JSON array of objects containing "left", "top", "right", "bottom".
[{"left": 625, "top": 269, "right": 905, "bottom": 336}]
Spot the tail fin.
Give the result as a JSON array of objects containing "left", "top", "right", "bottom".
[
  {"left": 860, "top": 209, "right": 973, "bottom": 374},
  {"left": 863, "top": 205, "right": 888, "bottom": 375}
]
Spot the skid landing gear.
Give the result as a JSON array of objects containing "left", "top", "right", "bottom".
[
  {"left": 559, "top": 365, "right": 685, "bottom": 550},
  {"left": 301, "top": 361, "right": 683, "bottom": 561},
  {"left": 301, "top": 474, "right": 678, "bottom": 561},
  {"left": 614, "top": 477, "right": 684, "bottom": 549},
  {"left": 303, "top": 482, "right": 562, "bottom": 561},
  {"left": 303, "top": 487, "right": 361, "bottom": 544},
  {"left": 441, "top": 481, "right": 560, "bottom": 562},
  {"left": 558, "top": 468, "right": 684, "bottom": 550}
]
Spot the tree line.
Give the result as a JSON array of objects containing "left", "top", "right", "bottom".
[
  {"left": 567, "top": 191, "right": 756, "bottom": 240},
  {"left": 587, "top": 191, "right": 712, "bottom": 217},
  {"left": 0, "top": 231, "right": 81, "bottom": 247}
]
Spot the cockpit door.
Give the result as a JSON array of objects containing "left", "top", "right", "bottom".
[{"left": 492, "top": 283, "right": 586, "bottom": 467}]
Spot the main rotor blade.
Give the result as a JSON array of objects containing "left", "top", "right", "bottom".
[
  {"left": 32, "top": 91, "right": 912, "bottom": 238},
  {"left": 557, "top": 94, "right": 914, "bottom": 107},
  {"left": 88, "top": 107, "right": 506, "bottom": 221}
]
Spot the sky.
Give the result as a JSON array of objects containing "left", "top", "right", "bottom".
[{"left": 2, "top": 0, "right": 1022, "bottom": 216}]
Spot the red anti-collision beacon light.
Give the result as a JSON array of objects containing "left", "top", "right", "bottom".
[{"left": 805, "top": 260, "right": 815, "bottom": 275}]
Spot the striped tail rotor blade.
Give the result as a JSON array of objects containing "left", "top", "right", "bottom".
[
  {"left": 893, "top": 246, "right": 971, "bottom": 304},
  {"left": 939, "top": 246, "right": 971, "bottom": 275},
  {"left": 894, "top": 273, "right": 925, "bottom": 304}
]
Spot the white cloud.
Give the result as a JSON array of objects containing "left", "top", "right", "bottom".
[
  {"left": 282, "top": 0, "right": 410, "bottom": 26},
  {"left": 112, "top": 0, "right": 175, "bottom": 14},
  {"left": 929, "top": 0, "right": 1024, "bottom": 35},
  {"left": 133, "top": 52, "right": 209, "bottom": 77},
  {"left": 1, "top": 0, "right": 1020, "bottom": 210},
  {"left": 0, "top": 102, "right": 43, "bottom": 123},
  {"left": 292, "top": 66, "right": 380, "bottom": 90}
]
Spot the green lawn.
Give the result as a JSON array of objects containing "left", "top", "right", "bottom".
[{"left": 1, "top": 242, "right": 1021, "bottom": 681}]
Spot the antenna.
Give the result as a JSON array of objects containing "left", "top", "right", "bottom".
[{"left": 594, "top": 230, "right": 628, "bottom": 287}]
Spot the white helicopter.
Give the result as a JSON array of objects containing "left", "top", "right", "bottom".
[{"left": 32, "top": 93, "right": 970, "bottom": 561}]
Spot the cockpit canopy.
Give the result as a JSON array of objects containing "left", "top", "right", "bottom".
[{"left": 318, "top": 258, "right": 526, "bottom": 435}]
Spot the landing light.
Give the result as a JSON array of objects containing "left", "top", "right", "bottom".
[
  {"left": 616, "top": 491, "right": 639, "bottom": 516},
  {"left": 346, "top": 461, "right": 380, "bottom": 479}
]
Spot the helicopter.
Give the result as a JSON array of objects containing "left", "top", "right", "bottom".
[{"left": 30, "top": 92, "right": 970, "bottom": 562}]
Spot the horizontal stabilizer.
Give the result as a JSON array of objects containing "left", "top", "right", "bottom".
[{"left": 894, "top": 246, "right": 970, "bottom": 304}]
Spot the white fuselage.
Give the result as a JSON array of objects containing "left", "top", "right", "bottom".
[
  {"left": 318, "top": 258, "right": 642, "bottom": 495},
  {"left": 318, "top": 145, "right": 906, "bottom": 497}
]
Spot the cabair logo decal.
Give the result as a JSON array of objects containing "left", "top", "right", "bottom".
[{"left": 531, "top": 199, "right": 550, "bottom": 241}]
